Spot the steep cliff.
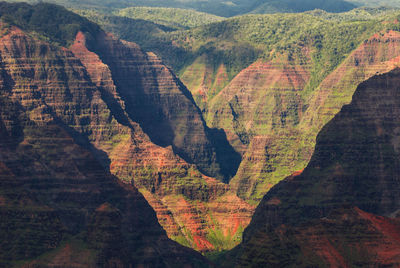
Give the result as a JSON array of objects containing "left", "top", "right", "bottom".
[
  {"left": 0, "top": 75, "right": 206, "bottom": 266},
  {"left": 0, "top": 2, "right": 248, "bottom": 254},
  {"left": 227, "top": 68, "right": 400, "bottom": 266},
  {"left": 69, "top": 29, "right": 248, "bottom": 251},
  {"left": 68, "top": 29, "right": 239, "bottom": 184}
]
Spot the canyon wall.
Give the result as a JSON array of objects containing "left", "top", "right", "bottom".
[
  {"left": 0, "top": 27, "right": 206, "bottom": 265},
  {"left": 227, "top": 68, "right": 400, "bottom": 266},
  {"left": 0, "top": 5, "right": 250, "bottom": 252}
]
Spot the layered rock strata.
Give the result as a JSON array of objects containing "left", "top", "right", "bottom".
[
  {"left": 227, "top": 68, "right": 400, "bottom": 266},
  {"left": 0, "top": 5, "right": 249, "bottom": 253},
  {"left": 0, "top": 85, "right": 206, "bottom": 266},
  {"left": 69, "top": 30, "right": 251, "bottom": 251}
]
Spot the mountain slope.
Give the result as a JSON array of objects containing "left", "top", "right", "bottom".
[
  {"left": 77, "top": 5, "right": 400, "bottom": 208},
  {"left": 0, "top": 27, "right": 207, "bottom": 267},
  {"left": 73, "top": 7, "right": 400, "bottom": 250},
  {"left": 225, "top": 68, "right": 400, "bottom": 267},
  {"left": 0, "top": 2, "right": 237, "bottom": 181},
  {"left": 116, "top": 7, "right": 224, "bottom": 29},
  {"left": 159, "top": 12, "right": 399, "bottom": 203},
  {"left": 0, "top": 2, "right": 249, "bottom": 253}
]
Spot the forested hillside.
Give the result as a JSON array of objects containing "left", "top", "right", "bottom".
[{"left": 6, "top": 0, "right": 357, "bottom": 17}]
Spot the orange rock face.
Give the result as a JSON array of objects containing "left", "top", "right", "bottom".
[
  {"left": 67, "top": 31, "right": 253, "bottom": 251},
  {"left": 0, "top": 22, "right": 250, "bottom": 254},
  {"left": 0, "top": 24, "right": 208, "bottom": 266}
]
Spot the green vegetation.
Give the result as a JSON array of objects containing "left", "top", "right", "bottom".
[
  {"left": 3, "top": 0, "right": 358, "bottom": 17},
  {"left": 116, "top": 7, "right": 224, "bottom": 29},
  {"left": 349, "top": 0, "right": 400, "bottom": 8},
  {"left": 250, "top": 0, "right": 356, "bottom": 14},
  {"left": 74, "top": 7, "right": 400, "bottom": 206},
  {"left": 167, "top": 11, "right": 385, "bottom": 102},
  {"left": 206, "top": 220, "right": 244, "bottom": 251},
  {"left": 0, "top": 2, "right": 100, "bottom": 47},
  {"left": 170, "top": 226, "right": 194, "bottom": 249},
  {"left": 73, "top": 9, "right": 179, "bottom": 55},
  {"left": 170, "top": 211, "right": 245, "bottom": 252},
  {"left": 307, "top": 6, "right": 399, "bottom": 21},
  {"left": 77, "top": 8, "right": 393, "bottom": 96}
]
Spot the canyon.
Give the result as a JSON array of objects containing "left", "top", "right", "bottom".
[
  {"left": 177, "top": 21, "right": 400, "bottom": 205},
  {"left": 1, "top": 2, "right": 400, "bottom": 265},
  {"left": 0, "top": 2, "right": 252, "bottom": 254}
]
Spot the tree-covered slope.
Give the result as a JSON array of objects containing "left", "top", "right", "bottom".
[
  {"left": 306, "top": 6, "right": 399, "bottom": 21},
  {"left": 5, "top": 0, "right": 357, "bottom": 17},
  {"left": 0, "top": 1, "right": 100, "bottom": 46},
  {"left": 250, "top": 0, "right": 356, "bottom": 14},
  {"left": 116, "top": 7, "right": 224, "bottom": 29}
]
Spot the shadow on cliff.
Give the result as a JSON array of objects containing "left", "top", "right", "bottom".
[
  {"left": 89, "top": 32, "right": 241, "bottom": 183},
  {"left": 173, "top": 72, "right": 242, "bottom": 182},
  {"left": 0, "top": 67, "right": 23, "bottom": 150},
  {"left": 207, "top": 127, "right": 242, "bottom": 182}
]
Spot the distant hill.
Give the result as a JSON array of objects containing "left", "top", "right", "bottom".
[
  {"left": 306, "top": 6, "right": 399, "bottom": 21},
  {"left": 349, "top": 0, "right": 400, "bottom": 8},
  {"left": 116, "top": 7, "right": 224, "bottom": 29},
  {"left": 5, "top": 0, "right": 357, "bottom": 17},
  {"left": 74, "top": 9, "right": 176, "bottom": 47},
  {"left": 250, "top": 0, "right": 357, "bottom": 14},
  {"left": 0, "top": 1, "right": 100, "bottom": 46}
]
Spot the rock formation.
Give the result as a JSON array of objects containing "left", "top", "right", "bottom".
[
  {"left": 0, "top": 81, "right": 206, "bottom": 266},
  {"left": 0, "top": 2, "right": 249, "bottom": 255},
  {"left": 227, "top": 68, "right": 400, "bottom": 266}
]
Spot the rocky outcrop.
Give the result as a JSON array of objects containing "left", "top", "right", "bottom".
[{"left": 227, "top": 68, "right": 400, "bottom": 266}]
